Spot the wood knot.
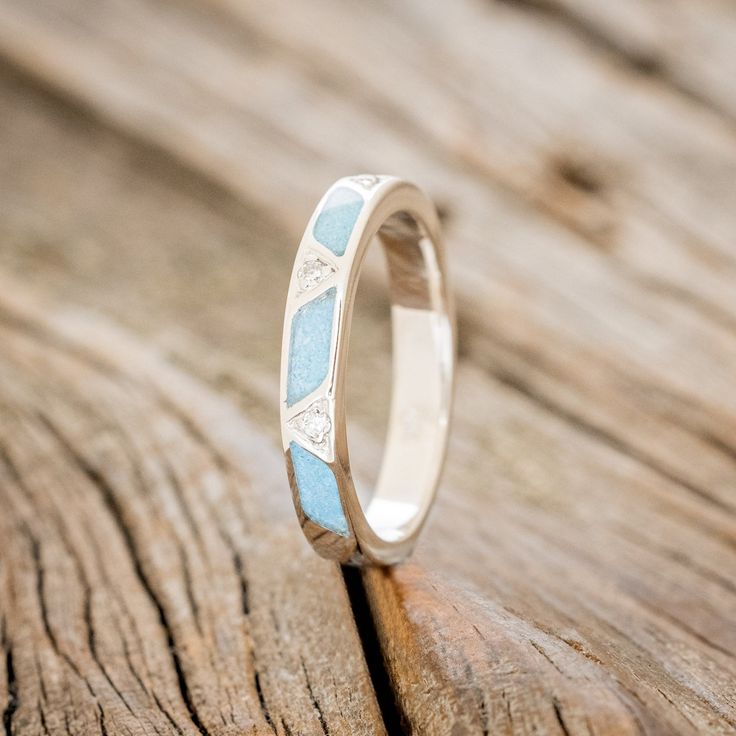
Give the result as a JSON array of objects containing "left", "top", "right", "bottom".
[
  {"left": 626, "top": 51, "right": 663, "bottom": 77},
  {"left": 434, "top": 200, "right": 453, "bottom": 225},
  {"left": 541, "top": 151, "right": 618, "bottom": 249},
  {"left": 554, "top": 155, "right": 605, "bottom": 195}
]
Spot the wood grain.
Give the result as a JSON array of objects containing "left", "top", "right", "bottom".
[
  {"left": 534, "top": 0, "right": 736, "bottom": 121},
  {"left": 363, "top": 565, "right": 648, "bottom": 735},
  {"left": 0, "top": 0, "right": 735, "bottom": 732},
  {"left": 0, "top": 278, "right": 384, "bottom": 735}
]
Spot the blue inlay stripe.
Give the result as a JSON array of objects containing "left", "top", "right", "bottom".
[
  {"left": 287, "top": 287, "right": 336, "bottom": 407},
  {"left": 290, "top": 442, "right": 349, "bottom": 536},
  {"left": 313, "top": 187, "right": 363, "bottom": 256}
]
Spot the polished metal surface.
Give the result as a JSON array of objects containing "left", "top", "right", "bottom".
[{"left": 281, "top": 176, "right": 455, "bottom": 565}]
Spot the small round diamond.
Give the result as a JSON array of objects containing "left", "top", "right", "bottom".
[
  {"left": 302, "top": 405, "right": 331, "bottom": 444},
  {"left": 297, "top": 256, "right": 333, "bottom": 291}
]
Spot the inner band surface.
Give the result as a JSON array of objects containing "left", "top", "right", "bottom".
[{"left": 359, "top": 211, "right": 451, "bottom": 543}]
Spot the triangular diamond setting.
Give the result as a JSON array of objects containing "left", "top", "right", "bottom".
[
  {"left": 350, "top": 174, "right": 381, "bottom": 190},
  {"left": 288, "top": 398, "right": 332, "bottom": 450},
  {"left": 296, "top": 254, "right": 336, "bottom": 293}
]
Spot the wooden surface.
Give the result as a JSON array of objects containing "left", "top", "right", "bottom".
[{"left": 0, "top": 0, "right": 735, "bottom": 733}]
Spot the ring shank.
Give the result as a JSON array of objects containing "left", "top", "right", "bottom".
[
  {"left": 282, "top": 176, "right": 454, "bottom": 566},
  {"left": 336, "top": 188, "right": 454, "bottom": 565},
  {"left": 362, "top": 214, "right": 452, "bottom": 544}
]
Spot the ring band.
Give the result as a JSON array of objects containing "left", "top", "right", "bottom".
[{"left": 280, "top": 175, "right": 455, "bottom": 565}]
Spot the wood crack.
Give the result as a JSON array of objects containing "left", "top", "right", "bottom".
[
  {"left": 253, "top": 671, "right": 275, "bottom": 734},
  {"left": 342, "top": 567, "right": 405, "bottom": 736},
  {"left": 177, "top": 545, "right": 203, "bottom": 638},
  {"left": 529, "top": 641, "right": 565, "bottom": 676},
  {"left": 151, "top": 692, "right": 186, "bottom": 736},
  {"left": 83, "top": 582, "right": 137, "bottom": 718},
  {"left": 36, "top": 413, "right": 213, "bottom": 736},
  {"left": 2, "top": 643, "right": 17, "bottom": 736},
  {"left": 161, "top": 459, "right": 209, "bottom": 565},
  {"left": 3, "top": 442, "right": 148, "bottom": 727},
  {"left": 552, "top": 698, "right": 572, "bottom": 736},
  {"left": 25, "top": 527, "right": 86, "bottom": 686},
  {"left": 232, "top": 552, "right": 250, "bottom": 617},
  {"left": 37, "top": 703, "right": 50, "bottom": 736},
  {"left": 301, "top": 659, "right": 329, "bottom": 736}
]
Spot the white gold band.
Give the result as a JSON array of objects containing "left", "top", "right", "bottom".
[{"left": 280, "top": 175, "right": 455, "bottom": 565}]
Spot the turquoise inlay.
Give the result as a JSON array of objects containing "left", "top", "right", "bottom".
[
  {"left": 287, "top": 287, "right": 336, "bottom": 407},
  {"left": 290, "top": 442, "right": 349, "bottom": 536},
  {"left": 313, "top": 187, "right": 364, "bottom": 256}
]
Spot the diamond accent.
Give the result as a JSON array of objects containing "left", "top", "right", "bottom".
[
  {"left": 350, "top": 175, "right": 381, "bottom": 190},
  {"left": 297, "top": 255, "right": 335, "bottom": 293},
  {"left": 288, "top": 399, "right": 332, "bottom": 448}
]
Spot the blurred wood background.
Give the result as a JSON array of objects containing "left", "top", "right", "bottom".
[{"left": 1, "top": 0, "right": 736, "bottom": 733}]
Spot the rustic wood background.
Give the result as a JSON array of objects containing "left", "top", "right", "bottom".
[{"left": 1, "top": 0, "right": 735, "bottom": 734}]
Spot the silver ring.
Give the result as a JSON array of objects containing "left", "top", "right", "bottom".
[{"left": 280, "top": 175, "right": 455, "bottom": 565}]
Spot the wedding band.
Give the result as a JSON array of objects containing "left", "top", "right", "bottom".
[{"left": 280, "top": 175, "right": 455, "bottom": 565}]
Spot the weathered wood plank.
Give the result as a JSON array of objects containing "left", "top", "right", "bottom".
[
  {"left": 0, "top": 278, "right": 385, "bottom": 735},
  {"left": 2, "top": 0, "right": 736, "bottom": 508},
  {"left": 2, "top": 65, "right": 735, "bottom": 734},
  {"left": 1, "top": 0, "right": 736, "bottom": 732}
]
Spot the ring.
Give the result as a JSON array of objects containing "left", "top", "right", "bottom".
[{"left": 280, "top": 175, "right": 455, "bottom": 565}]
